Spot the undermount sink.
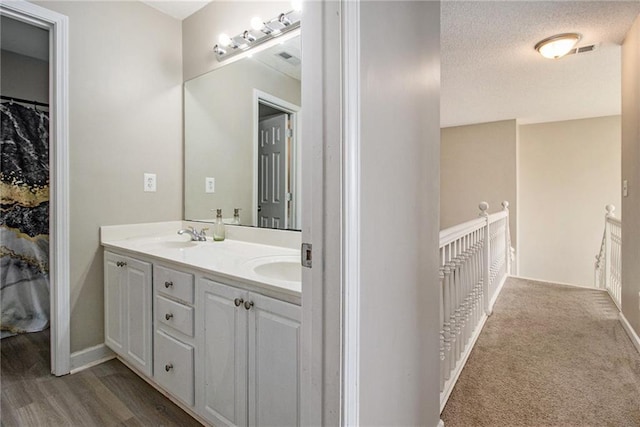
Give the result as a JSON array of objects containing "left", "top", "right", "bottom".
[
  {"left": 246, "top": 255, "right": 301, "bottom": 283},
  {"left": 154, "top": 240, "right": 198, "bottom": 249},
  {"left": 136, "top": 236, "right": 198, "bottom": 250}
]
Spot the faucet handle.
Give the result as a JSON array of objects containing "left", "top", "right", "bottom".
[
  {"left": 200, "top": 228, "right": 209, "bottom": 236},
  {"left": 188, "top": 226, "right": 195, "bottom": 231}
]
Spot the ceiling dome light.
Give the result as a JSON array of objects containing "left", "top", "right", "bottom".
[{"left": 535, "top": 33, "right": 581, "bottom": 59}]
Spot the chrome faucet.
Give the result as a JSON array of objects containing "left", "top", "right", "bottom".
[{"left": 177, "top": 226, "right": 208, "bottom": 241}]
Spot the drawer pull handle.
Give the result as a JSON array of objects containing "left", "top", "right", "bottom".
[
  {"left": 164, "top": 281, "right": 173, "bottom": 288},
  {"left": 234, "top": 298, "right": 244, "bottom": 307},
  {"left": 116, "top": 261, "right": 127, "bottom": 267},
  {"left": 244, "top": 300, "right": 254, "bottom": 310},
  {"left": 165, "top": 313, "right": 173, "bottom": 320},
  {"left": 165, "top": 363, "right": 173, "bottom": 372}
]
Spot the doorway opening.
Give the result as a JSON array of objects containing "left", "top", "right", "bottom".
[
  {"left": 0, "top": 2, "right": 70, "bottom": 376},
  {"left": 253, "top": 91, "right": 300, "bottom": 230}
]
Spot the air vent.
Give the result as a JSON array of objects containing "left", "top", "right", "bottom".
[
  {"left": 275, "top": 51, "right": 301, "bottom": 65},
  {"left": 567, "top": 44, "right": 598, "bottom": 56}
]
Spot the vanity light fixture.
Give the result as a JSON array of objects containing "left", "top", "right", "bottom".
[
  {"left": 213, "top": 4, "right": 301, "bottom": 62},
  {"left": 218, "top": 33, "right": 237, "bottom": 48},
  {"left": 535, "top": 33, "right": 581, "bottom": 59},
  {"left": 278, "top": 13, "right": 292, "bottom": 26},
  {"left": 243, "top": 30, "right": 256, "bottom": 43}
]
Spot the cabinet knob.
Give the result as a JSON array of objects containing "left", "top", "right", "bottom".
[
  {"left": 164, "top": 281, "right": 173, "bottom": 288},
  {"left": 165, "top": 313, "right": 173, "bottom": 320},
  {"left": 244, "top": 300, "right": 254, "bottom": 310},
  {"left": 165, "top": 363, "right": 173, "bottom": 372},
  {"left": 234, "top": 298, "right": 244, "bottom": 307}
]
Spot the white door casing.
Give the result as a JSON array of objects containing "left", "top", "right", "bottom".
[
  {"left": 0, "top": 0, "right": 70, "bottom": 376},
  {"left": 253, "top": 90, "right": 300, "bottom": 229}
]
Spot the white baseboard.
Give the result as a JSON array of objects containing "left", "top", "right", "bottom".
[
  {"left": 619, "top": 312, "right": 640, "bottom": 355},
  {"left": 489, "top": 274, "right": 508, "bottom": 312},
  {"left": 438, "top": 419, "right": 445, "bottom": 427},
  {"left": 512, "top": 275, "right": 605, "bottom": 291},
  {"left": 70, "top": 343, "right": 115, "bottom": 374}
]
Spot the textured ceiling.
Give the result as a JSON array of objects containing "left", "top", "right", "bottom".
[{"left": 441, "top": 1, "right": 640, "bottom": 127}]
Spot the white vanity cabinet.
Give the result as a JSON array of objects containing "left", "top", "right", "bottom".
[
  {"left": 153, "top": 264, "right": 196, "bottom": 407},
  {"left": 104, "top": 251, "right": 153, "bottom": 377},
  {"left": 102, "top": 239, "right": 301, "bottom": 427},
  {"left": 198, "top": 278, "right": 301, "bottom": 427}
]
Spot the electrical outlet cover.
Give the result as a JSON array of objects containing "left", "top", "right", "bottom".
[
  {"left": 144, "top": 173, "right": 157, "bottom": 192},
  {"left": 206, "top": 177, "right": 215, "bottom": 193}
]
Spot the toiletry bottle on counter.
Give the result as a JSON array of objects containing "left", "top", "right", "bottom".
[
  {"left": 213, "top": 209, "right": 225, "bottom": 241},
  {"left": 233, "top": 208, "right": 241, "bottom": 225}
]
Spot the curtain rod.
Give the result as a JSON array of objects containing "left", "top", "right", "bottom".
[{"left": 0, "top": 95, "right": 49, "bottom": 107}]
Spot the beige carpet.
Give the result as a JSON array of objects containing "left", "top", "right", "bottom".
[{"left": 441, "top": 277, "right": 640, "bottom": 427}]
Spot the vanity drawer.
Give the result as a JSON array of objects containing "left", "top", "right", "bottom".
[
  {"left": 154, "top": 330, "right": 194, "bottom": 406},
  {"left": 155, "top": 265, "right": 194, "bottom": 303},
  {"left": 156, "top": 295, "right": 194, "bottom": 337}
]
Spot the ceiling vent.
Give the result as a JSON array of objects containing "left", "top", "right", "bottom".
[
  {"left": 567, "top": 44, "right": 598, "bottom": 56},
  {"left": 276, "top": 50, "right": 301, "bottom": 65}
]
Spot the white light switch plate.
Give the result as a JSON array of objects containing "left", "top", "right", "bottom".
[
  {"left": 623, "top": 180, "right": 629, "bottom": 197},
  {"left": 205, "top": 177, "right": 215, "bottom": 193},
  {"left": 144, "top": 173, "right": 157, "bottom": 192}
]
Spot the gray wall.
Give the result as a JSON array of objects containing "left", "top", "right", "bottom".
[
  {"left": 622, "top": 14, "right": 640, "bottom": 334},
  {"left": 359, "top": 1, "right": 441, "bottom": 424},
  {"left": 1, "top": 50, "right": 48, "bottom": 103},
  {"left": 184, "top": 58, "right": 300, "bottom": 224},
  {"left": 33, "top": 1, "right": 183, "bottom": 353},
  {"left": 440, "top": 120, "right": 518, "bottom": 248},
  {"left": 519, "top": 116, "right": 621, "bottom": 286}
]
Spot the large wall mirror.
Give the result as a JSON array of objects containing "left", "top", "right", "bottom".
[{"left": 184, "top": 32, "right": 301, "bottom": 231}]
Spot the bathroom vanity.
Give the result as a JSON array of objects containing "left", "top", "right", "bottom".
[{"left": 101, "top": 221, "right": 301, "bottom": 427}]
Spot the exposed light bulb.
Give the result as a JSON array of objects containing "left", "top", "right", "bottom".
[
  {"left": 291, "top": 0, "right": 303, "bottom": 12},
  {"left": 218, "top": 33, "right": 232, "bottom": 47},
  {"left": 250, "top": 17, "right": 264, "bottom": 31}
]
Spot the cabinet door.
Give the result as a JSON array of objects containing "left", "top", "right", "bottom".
[
  {"left": 124, "top": 256, "right": 153, "bottom": 377},
  {"left": 198, "top": 279, "right": 248, "bottom": 427},
  {"left": 104, "top": 252, "right": 124, "bottom": 356},
  {"left": 247, "top": 293, "right": 301, "bottom": 427}
]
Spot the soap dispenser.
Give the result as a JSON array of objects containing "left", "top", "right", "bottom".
[
  {"left": 233, "top": 208, "right": 241, "bottom": 225},
  {"left": 213, "top": 209, "right": 226, "bottom": 241}
]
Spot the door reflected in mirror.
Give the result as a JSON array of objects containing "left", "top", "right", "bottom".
[{"left": 184, "top": 33, "right": 301, "bottom": 231}]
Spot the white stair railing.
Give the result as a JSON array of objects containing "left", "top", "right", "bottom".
[
  {"left": 595, "top": 205, "right": 621, "bottom": 309},
  {"left": 439, "top": 201, "right": 514, "bottom": 412}
]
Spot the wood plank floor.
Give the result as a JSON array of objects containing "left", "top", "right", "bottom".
[{"left": 1, "top": 329, "right": 202, "bottom": 426}]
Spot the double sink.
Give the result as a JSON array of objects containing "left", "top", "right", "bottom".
[{"left": 121, "top": 234, "right": 301, "bottom": 290}]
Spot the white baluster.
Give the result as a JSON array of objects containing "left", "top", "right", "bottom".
[
  {"left": 479, "top": 202, "right": 491, "bottom": 315},
  {"left": 605, "top": 205, "right": 614, "bottom": 295}
]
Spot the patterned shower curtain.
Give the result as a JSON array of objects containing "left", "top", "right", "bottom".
[{"left": 0, "top": 102, "right": 50, "bottom": 338}]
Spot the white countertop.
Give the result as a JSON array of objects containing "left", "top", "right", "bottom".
[{"left": 100, "top": 221, "right": 301, "bottom": 301}]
